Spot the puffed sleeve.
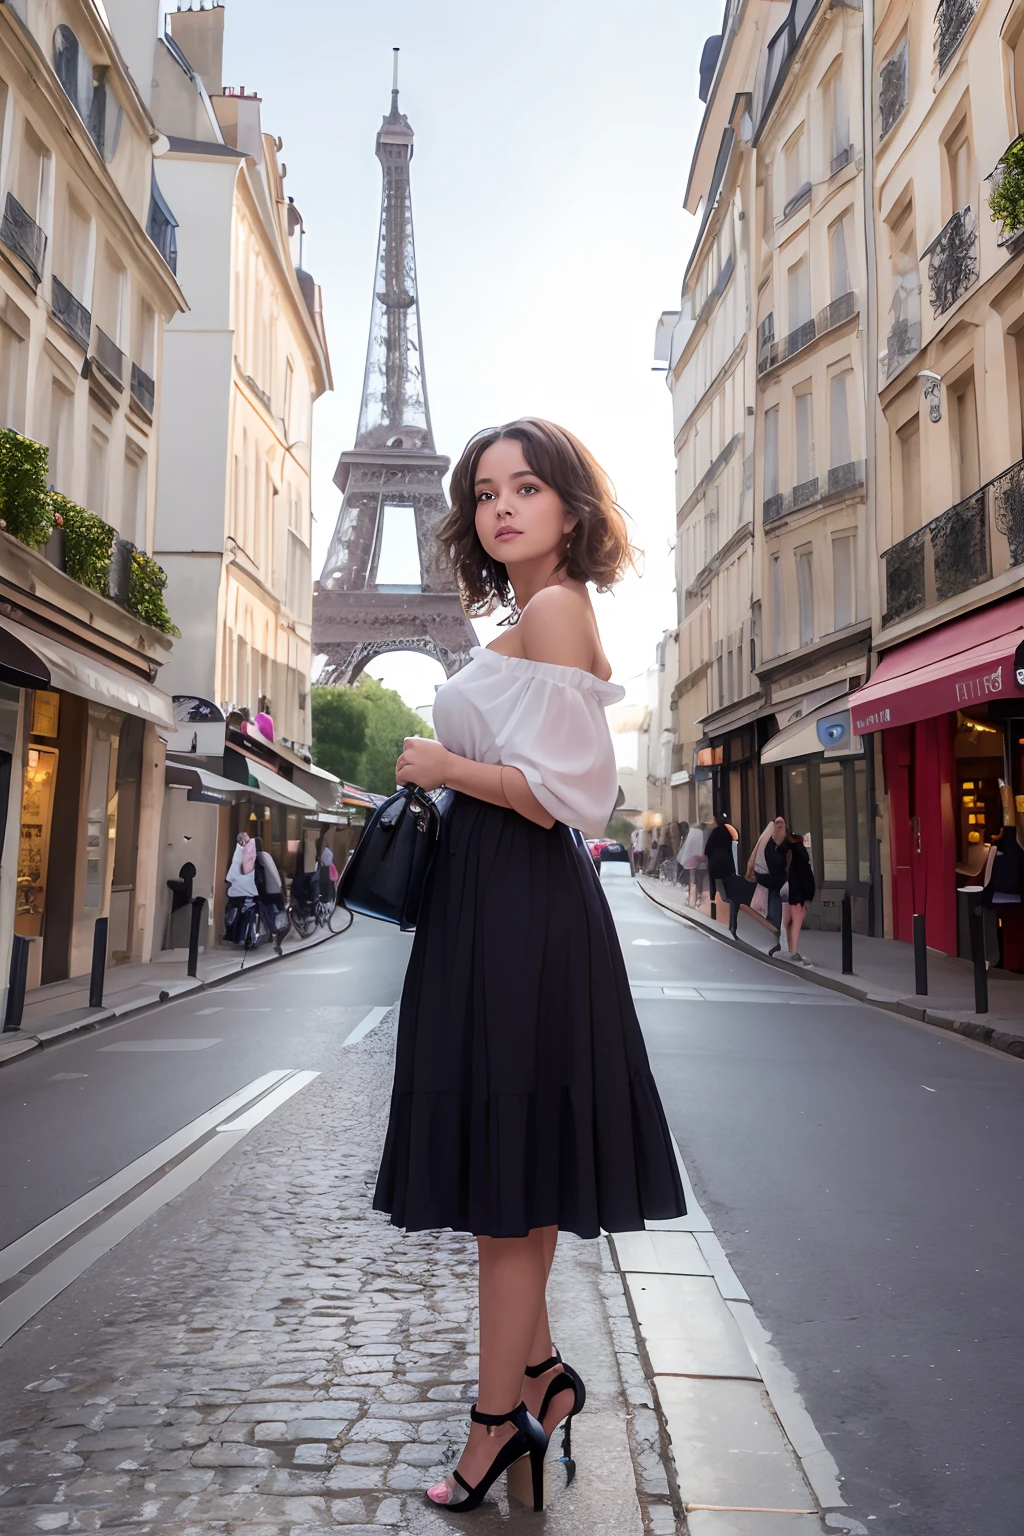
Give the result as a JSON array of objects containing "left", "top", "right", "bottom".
[{"left": 494, "top": 677, "right": 619, "bottom": 835}]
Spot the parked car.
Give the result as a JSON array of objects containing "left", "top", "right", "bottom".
[
  {"left": 586, "top": 838, "right": 612, "bottom": 862},
  {"left": 598, "top": 842, "right": 629, "bottom": 864}
]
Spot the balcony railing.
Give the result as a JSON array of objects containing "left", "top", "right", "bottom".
[
  {"left": 763, "top": 493, "right": 784, "bottom": 524},
  {"left": 758, "top": 293, "right": 857, "bottom": 378},
  {"left": 817, "top": 289, "right": 856, "bottom": 332},
  {"left": 780, "top": 316, "right": 816, "bottom": 361},
  {"left": 792, "top": 476, "right": 819, "bottom": 510},
  {"left": 782, "top": 180, "right": 812, "bottom": 221},
  {"left": 879, "top": 41, "right": 908, "bottom": 137},
  {"left": 831, "top": 144, "right": 853, "bottom": 176},
  {"left": 881, "top": 457, "right": 1024, "bottom": 625},
  {"left": 926, "top": 206, "right": 978, "bottom": 315},
  {"left": 763, "top": 461, "right": 865, "bottom": 527},
  {"left": 51, "top": 275, "right": 91, "bottom": 352},
  {"left": 92, "top": 328, "right": 124, "bottom": 390},
  {"left": 936, "top": 0, "right": 978, "bottom": 72},
  {"left": 0, "top": 193, "right": 47, "bottom": 287},
  {"left": 130, "top": 362, "right": 155, "bottom": 417},
  {"left": 756, "top": 313, "right": 777, "bottom": 376},
  {"left": 108, "top": 536, "right": 136, "bottom": 607},
  {"left": 828, "top": 459, "right": 865, "bottom": 496}
]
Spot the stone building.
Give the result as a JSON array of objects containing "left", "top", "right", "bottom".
[{"left": 0, "top": 0, "right": 185, "bottom": 1002}]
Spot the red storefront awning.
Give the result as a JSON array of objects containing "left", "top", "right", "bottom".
[{"left": 850, "top": 594, "right": 1024, "bottom": 734}]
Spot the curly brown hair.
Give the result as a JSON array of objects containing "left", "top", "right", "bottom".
[{"left": 438, "top": 417, "right": 639, "bottom": 616}]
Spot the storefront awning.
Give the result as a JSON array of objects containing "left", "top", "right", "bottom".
[
  {"left": 850, "top": 595, "right": 1024, "bottom": 735},
  {"left": 0, "top": 624, "right": 50, "bottom": 689},
  {"left": 166, "top": 759, "right": 247, "bottom": 806},
  {"left": 0, "top": 618, "right": 174, "bottom": 728},
  {"left": 762, "top": 695, "right": 862, "bottom": 765},
  {"left": 245, "top": 757, "right": 321, "bottom": 812}
]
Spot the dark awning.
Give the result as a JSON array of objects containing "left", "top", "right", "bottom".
[{"left": 0, "top": 624, "right": 50, "bottom": 690}]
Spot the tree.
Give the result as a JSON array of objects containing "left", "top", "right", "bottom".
[{"left": 311, "top": 676, "right": 433, "bottom": 795}]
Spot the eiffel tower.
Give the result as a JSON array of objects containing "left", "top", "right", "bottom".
[{"left": 313, "top": 51, "right": 477, "bottom": 685}]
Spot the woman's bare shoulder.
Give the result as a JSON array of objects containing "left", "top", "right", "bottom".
[{"left": 519, "top": 584, "right": 597, "bottom": 671}]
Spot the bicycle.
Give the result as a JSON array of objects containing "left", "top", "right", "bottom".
[{"left": 287, "top": 886, "right": 353, "bottom": 937}]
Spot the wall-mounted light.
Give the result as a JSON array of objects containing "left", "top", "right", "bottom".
[{"left": 918, "top": 369, "right": 942, "bottom": 422}]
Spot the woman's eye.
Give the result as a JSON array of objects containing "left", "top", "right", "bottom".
[
  {"left": 477, "top": 491, "right": 494, "bottom": 502},
  {"left": 518, "top": 484, "right": 538, "bottom": 495}
]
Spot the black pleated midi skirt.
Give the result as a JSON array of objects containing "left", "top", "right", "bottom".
[{"left": 373, "top": 794, "right": 686, "bottom": 1239}]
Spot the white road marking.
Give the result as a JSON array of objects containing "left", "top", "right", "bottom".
[
  {"left": 0, "top": 1069, "right": 318, "bottom": 1347},
  {"left": 48, "top": 1073, "right": 88, "bottom": 1081},
  {"left": 0, "top": 1071, "right": 292, "bottom": 1285},
  {"left": 98, "top": 1038, "right": 222, "bottom": 1052},
  {"left": 344, "top": 1005, "right": 395, "bottom": 1045},
  {"left": 195, "top": 1006, "right": 223, "bottom": 1015},
  {"left": 217, "top": 1070, "right": 319, "bottom": 1131},
  {"left": 922, "top": 1085, "right": 937, "bottom": 1092}
]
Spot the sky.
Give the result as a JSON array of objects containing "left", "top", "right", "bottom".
[{"left": 177, "top": 0, "right": 712, "bottom": 712}]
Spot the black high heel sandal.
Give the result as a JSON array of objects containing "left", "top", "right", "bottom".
[
  {"left": 426, "top": 1401, "right": 548, "bottom": 1513},
  {"left": 525, "top": 1348, "right": 587, "bottom": 1484}
]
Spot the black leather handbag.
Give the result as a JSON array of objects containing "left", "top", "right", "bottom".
[{"left": 338, "top": 785, "right": 453, "bottom": 931}]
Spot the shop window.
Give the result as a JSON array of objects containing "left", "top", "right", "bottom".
[
  {"left": 819, "top": 761, "right": 848, "bottom": 881},
  {"left": 796, "top": 546, "right": 814, "bottom": 646},
  {"left": 832, "top": 533, "right": 856, "bottom": 629},
  {"left": 951, "top": 372, "right": 981, "bottom": 499},
  {"left": 829, "top": 371, "right": 853, "bottom": 468},
  {"left": 897, "top": 414, "right": 921, "bottom": 533},
  {"left": 830, "top": 214, "right": 852, "bottom": 300},
  {"left": 764, "top": 405, "right": 780, "bottom": 500},
  {"left": 795, "top": 390, "right": 814, "bottom": 484},
  {"left": 788, "top": 256, "right": 811, "bottom": 331},
  {"left": 854, "top": 758, "right": 871, "bottom": 884}
]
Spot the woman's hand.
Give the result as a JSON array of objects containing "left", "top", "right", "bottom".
[{"left": 396, "top": 736, "right": 452, "bottom": 792}]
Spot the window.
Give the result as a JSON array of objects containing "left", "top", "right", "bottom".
[
  {"left": 796, "top": 546, "right": 814, "bottom": 647},
  {"left": 952, "top": 372, "right": 981, "bottom": 498},
  {"left": 819, "top": 761, "right": 847, "bottom": 881},
  {"left": 788, "top": 256, "right": 811, "bottom": 330},
  {"left": 48, "top": 378, "right": 73, "bottom": 492},
  {"left": 830, "top": 215, "right": 852, "bottom": 299},
  {"left": 832, "top": 533, "right": 856, "bottom": 629},
  {"left": 795, "top": 390, "right": 815, "bottom": 484},
  {"left": 95, "top": 245, "right": 126, "bottom": 344},
  {"left": 829, "top": 370, "right": 852, "bottom": 467},
  {"left": 283, "top": 358, "right": 294, "bottom": 437},
  {"left": 827, "top": 67, "right": 850, "bottom": 167},
  {"left": 0, "top": 318, "right": 26, "bottom": 431},
  {"left": 1012, "top": 24, "right": 1024, "bottom": 133},
  {"left": 148, "top": 173, "right": 178, "bottom": 274},
  {"left": 59, "top": 194, "right": 91, "bottom": 300},
  {"left": 134, "top": 296, "right": 155, "bottom": 375},
  {"left": 122, "top": 446, "right": 146, "bottom": 546},
  {"left": 770, "top": 553, "right": 783, "bottom": 655},
  {"left": 88, "top": 424, "right": 109, "bottom": 515},
  {"left": 947, "top": 123, "right": 972, "bottom": 215},
  {"left": 53, "top": 29, "right": 122, "bottom": 163},
  {"left": 764, "top": 405, "right": 780, "bottom": 500},
  {"left": 898, "top": 415, "right": 921, "bottom": 533},
  {"left": 784, "top": 130, "right": 806, "bottom": 207},
  {"left": 14, "top": 125, "right": 50, "bottom": 225}
]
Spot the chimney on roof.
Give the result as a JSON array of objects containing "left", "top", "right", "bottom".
[{"left": 168, "top": 3, "right": 225, "bottom": 99}]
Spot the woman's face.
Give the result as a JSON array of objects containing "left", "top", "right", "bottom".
[{"left": 473, "top": 437, "right": 578, "bottom": 569}]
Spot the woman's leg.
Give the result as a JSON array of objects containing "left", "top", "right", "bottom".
[
  {"left": 519, "top": 1227, "right": 574, "bottom": 1432},
  {"left": 789, "top": 903, "right": 806, "bottom": 954},
  {"left": 427, "top": 1228, "right": 549, "bottom": 1502}
]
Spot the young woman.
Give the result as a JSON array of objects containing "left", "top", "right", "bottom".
[
  {"left": 781, "top": 831, "right": 816, "bottom": 964},
  {"left": 373, "top": 418, "right": 686, "bottom": 1512}
]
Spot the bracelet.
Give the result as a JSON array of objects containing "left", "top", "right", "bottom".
[{"left": 498, "top": 765, "right": 512, "bottom": 808}]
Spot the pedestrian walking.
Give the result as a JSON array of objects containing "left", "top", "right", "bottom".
[
  {"left": 372, "top": 418, "right": 686, "bottom": 1512},
  {"left": 254, "top": 839, "right": 287, "bottom": 955},
  {"left": 673, "top": 821, "right": 690, "bottom": 886},
  {"left": 780, "top": 832, "right": 815, "bottom": 963},
  {"left": 704, "top": 810, "right": 738, "bottom": 907},
  {"left": 647, "top": 831, "right": 660, "bottom": 875},
  {"left": 629, "top": 824, "right": 642, "bottom": 876},
  {"left": 746, "top": 817, "right": 788, "bottom": 952},
  {"left": 678, "top": 822, "right": 705, "bottom": 904},
  {"left": 223, "top": 832, "right": 257, "bottom": 943}
]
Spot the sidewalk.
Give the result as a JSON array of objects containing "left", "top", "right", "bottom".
[
  {"left": 0, "top": 925, "right": 340, "bottom": 1068},
  {"left": 0, "top": 1007, "right": 681, "bottom": 1536},
  {"left": 638, "top": 874, "right": 1024, "bottom": 1057}
]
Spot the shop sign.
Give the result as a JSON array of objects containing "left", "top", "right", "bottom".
[
  {"left": 953, "top": 664, "right": 1004, "bottom": 705},
  {"left": 816, "top": 710, "right": 853, "bottom": 751},
  {"left": 1014, "top": 638, "right": 1024, "bottom": 689}
]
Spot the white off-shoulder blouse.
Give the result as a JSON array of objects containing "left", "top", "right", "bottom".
[{"left": 431, "top": 645, "right": 625, "bottom": 835}]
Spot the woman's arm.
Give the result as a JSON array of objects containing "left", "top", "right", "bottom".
[{"left": 395, "top": 737, "right": 556, "bottom": 829}]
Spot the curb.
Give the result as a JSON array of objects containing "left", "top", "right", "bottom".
[
  {"left": 637, "top": 878, "right": 1024, "bottom": 1063},
  {"left": 0, "top": 924, "right": 344, "bottom": 1070}
]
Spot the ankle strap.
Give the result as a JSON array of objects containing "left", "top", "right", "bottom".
[
  {"left": 470, "top": 1400, "right": 527, "bottom": 1428},
  {"left": 524, "top": 1348, "right": 562, "bottom": 1378}
]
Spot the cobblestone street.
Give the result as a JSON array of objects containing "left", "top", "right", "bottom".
[{"left": 0, "top": 1011, "right": 669, "bottom": 1536}]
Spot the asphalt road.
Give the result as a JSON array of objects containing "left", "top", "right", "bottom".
[
  {"left": 604, "top": 869, "right": 1024, "bottom": 1536},
  {"left": 1, "top": 870, "right": 1021, "bottom": 1535}
]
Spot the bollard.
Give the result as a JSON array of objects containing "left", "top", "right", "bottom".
[
  {"left": 187, "top": 897, "right": 206, "bottom": 979},
  {"left": 968, "top": 901, "right": 989, "bottom": 1014},
  {"left": 89, "top": 916, "right": 108, "bottom": 1009},
  {"left": 3, "top": 935, "right": 30, "bottom": 1033},
  {"left": 913, "top": 913, "right": 928, "bottom": 996},
  {"left": 841, "top": 891, "right": 854, "bottom": 975}
]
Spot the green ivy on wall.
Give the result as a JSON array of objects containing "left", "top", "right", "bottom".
[
  {"left": 128, "top": 549, "right": 179, "bottom": 636},
  {"left": 0, "top": 429, "right": 53, "bottom": 547}
]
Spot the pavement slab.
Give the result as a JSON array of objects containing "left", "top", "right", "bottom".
[{"left": 0, "top": 1009, "right": 663, "bottom": 1535}]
